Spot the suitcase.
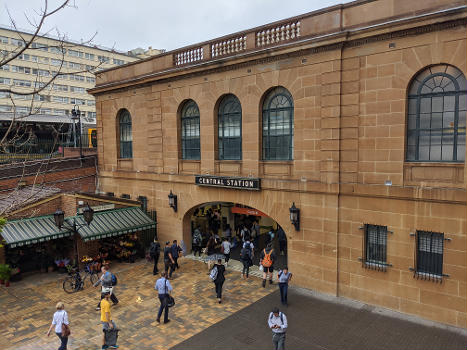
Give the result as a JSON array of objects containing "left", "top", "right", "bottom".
[{"left": 104, "top": 327, "right": 119, "bottom": 347}]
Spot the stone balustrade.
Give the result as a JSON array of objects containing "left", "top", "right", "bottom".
[
  {"left": 256, "top": 21, "right": 301, "bottom": 47},
  {"left": 94, "top": 0, "right": 464, "bottom": 87},
  {"left": 211, "top": 35, "right": 247, "bottom": 58}
]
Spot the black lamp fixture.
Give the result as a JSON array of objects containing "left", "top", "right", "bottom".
[
  {"left": 53, "top": 204, "right": 94, "bottom": 266},
  {"left": 168, "top": 190, "right": 177, "bottom": 212},
  {"left": 289, "top": 202, "right": 300, "bottom": 231},
  {"left": 71, "top": 105, "right": 83, "bottom": 158}
]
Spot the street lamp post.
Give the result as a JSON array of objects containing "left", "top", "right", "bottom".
[
  {"left": 71, "top": 105, "right": 83, "bottom": 158},
  {"left": 54, "top": 205, "right": 94, "bottom": 266}
]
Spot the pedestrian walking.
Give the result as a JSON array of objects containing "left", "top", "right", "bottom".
[
  {"left": 278, "top": 267, "right": 292, "bottom": 306},
  {"left": 277, "top": 226, "right": 287, "bottom": 255},
  {"left": 221, "top": 238, "right": 231, "bottom": 266},
  {"left": 192, "top": 226, "right": 203, "bottom": 257},
  {"left": 149, "top": 238, "right": 161, "bottom": 275},
  {"left": 95, "top": 265, "right": 118, "bottom": 310},
  {"left": 100, "top": 291, "right": 119, "bottom": 349},
  {"left": 155, "top": 272, "right": 173, "bottom": 324},
  {"left": 163, "top": 241, "right": 175, "bottom": 279},
  {"left": 46, "top": 302, "right": 70, "bottom": 350},
  {"left": 260, "top": 243, "right": 276, "bottom": 287},
  {"left": 171, "top": 240, "right": 182, "bottom": 270},
  {"left": 268, "top": 307, "right": 287, "bottom": 350},
  {"left": 211, "top": 258, "right": 226, "bottom": 303},
  {"left": 240, "top": 242, "right": 253, "bottom": 279}
]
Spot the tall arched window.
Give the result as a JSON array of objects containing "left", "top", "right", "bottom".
[
  {"left": 181, "top": 100, "right": 200, "bottom": 160},
  {"left": 118, "top": 109, "right": 132, "bottom": 158},
  {"left": 262, "top": 87, "right": 294, "bottom": 160},
  {"left": 406, "top": 65, "right": 466, "bottom": 162},
  {"left": 218, "top": 94, "right": 242, "bottom": 160}
]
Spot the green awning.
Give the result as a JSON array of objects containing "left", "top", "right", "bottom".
[
  {"left": 74, "top": 207, "right": 156, "bottom": 242},
  {"left": 1, "top": 215, "right": 73, "bottom": 248}
]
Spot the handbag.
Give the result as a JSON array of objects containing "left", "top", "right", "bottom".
[
  {"left": 164, "top": 279, "right": 175, "bottom": 308},
  {"left": 61, "top": 312, "right": 70, "bottom": 337}
]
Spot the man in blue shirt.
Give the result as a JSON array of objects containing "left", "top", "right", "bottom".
[{"left": 154, "top": 272, "right": 173, "bottom": 324}]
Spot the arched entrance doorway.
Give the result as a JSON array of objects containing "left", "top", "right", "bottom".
[{"left": 182, "top": 202, "right": 287, "bottom": 269}]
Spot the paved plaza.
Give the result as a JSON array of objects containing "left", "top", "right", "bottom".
[
  {"left": 1, "top": 257, "right": 466, "bottom": 350},
  {"left": 0, "top": 258, "right": 273, "bottom": 350}
]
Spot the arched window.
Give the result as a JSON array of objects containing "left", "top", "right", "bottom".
[
  {"left": 218, "top": 94, "right": 242, "bottom": 160},
  {"left": 118, "top": 110, "right": 132, "bottom": 158},
  {"left": 181, "top": 100, "right": 200, "bottom": 160},
  {"left": 262, "top": 87, "right": 294, "bottom": 160},
  {"left": 406, "top": 65, "right": 466, "bottom": 162}
]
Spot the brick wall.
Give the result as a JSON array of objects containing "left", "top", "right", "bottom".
[
  {"left": 0, "top": 156, "right": 97, "bottom": 194},
  {"left": 93, "top": 2, "right": 466, "bottom": 328}
]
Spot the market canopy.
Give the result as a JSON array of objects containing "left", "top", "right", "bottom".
[
  {"left": 1, "top": 215, "right": 73, "bottom": 248},
  {"left": 74, "top": 207, "right": 156, "bottom": 242}
]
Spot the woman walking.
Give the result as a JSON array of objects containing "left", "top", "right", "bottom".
[
  {"left": 213, "top": 259, "right": 226, "bottom": 303},
  {"left": 46, "top": 302, "right": 70, "bottom": 350}
]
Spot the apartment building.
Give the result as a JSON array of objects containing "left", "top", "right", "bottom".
[{"left": 0, "top": 26, "right": 161, "bottom": 125}]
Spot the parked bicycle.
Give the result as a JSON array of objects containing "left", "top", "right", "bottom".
[{"left": 62, "top": 262, "right": 99, "bottom": 294}]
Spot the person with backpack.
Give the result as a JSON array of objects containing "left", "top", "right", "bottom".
[
  {"left": 149, "top": 238, "right": 161, "bottom": 275},
  {"left": 260, "top": 243, "right": 276, "bottom": 288},
  {"left": 210, "top": 259, "right": 226, "bottom": 303},
  {"left": 192, "top": 227, "right": 203, "bottom": 257},
  {"left": 163, "top": 241, "right": 175, "bottom": 279},
  {"left": 95, "top": 265, "right": 118, "bottom": 311},
  {"left": 268, "top": 307, "right": 287, "bottom": 350},
  {"left": 240, "top": 243, "right": 253, "bottom": 279},
  {"left": 277, "top": 267, "right": 292, "bottom": 306}
]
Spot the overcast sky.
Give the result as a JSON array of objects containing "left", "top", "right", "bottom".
[{"left": 0, "top": 0, "right": 351, "bottom": 53}]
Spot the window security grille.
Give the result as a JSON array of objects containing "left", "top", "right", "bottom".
[
  {"left": 414, "top": 231, "right": 444, "bottom": 281},
  {"left": 362, "top": 224, "right": 389, "bottom": 271}
]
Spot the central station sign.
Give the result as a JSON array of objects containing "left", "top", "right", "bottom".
[{"left": 195, "top": 175, "right": 261, "bottom": 191}]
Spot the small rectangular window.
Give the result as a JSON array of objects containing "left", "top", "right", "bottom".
[
  {"left": 416, "top": 231, "right": 444, "bottom": 277},
  {"left": 363, "top": 224, "right": 388, "bottom": 270}
]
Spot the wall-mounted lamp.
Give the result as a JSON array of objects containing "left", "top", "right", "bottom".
[
  {"left": 289, "top": 202, "right": 300, "bottom": 231},
  {"left": 168, "top": 190, "right": 178, "bottom": 212}
]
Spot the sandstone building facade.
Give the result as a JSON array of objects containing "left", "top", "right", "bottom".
[{"left": 90, "top": 0, "right": 467, "bottom": 328}]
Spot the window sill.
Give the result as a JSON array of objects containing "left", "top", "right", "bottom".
[
  {"left": 179, "top": 159, "right": 200, "bottom": 174},
  {"left": 403, "top": 162, "right": 464, "bottom": 187},
  {"left": 117, "top": 158, "right": 133, "bottom": 170},
  {"left": 260, "top": 161, "right": 293, "bottom": 177},
  {"left": 358, "top": 258, "right": 391, "bottom": 271},
  {"left": 409, "top": 268, "right": 449, "bottom": 282}
]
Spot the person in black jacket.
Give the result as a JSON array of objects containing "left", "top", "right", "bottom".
[
  {"left": 163, "top": 241, "right": 175, "bottom": 279},
  {"left": 149, "top": 239, "right": 161, "bottom": 275},
  {"left": 213, "top": 259, "right": 226, "bottom": 303}
]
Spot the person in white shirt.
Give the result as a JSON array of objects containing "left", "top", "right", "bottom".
[
  {"left": 268, "top": 307, "right": 287, "bottom": 350},
  {"left": 46, "top": 302, "right": 70, "bottom": 350},
  {"left": 221, "top": 238, "right": 232, "bottom": 266}
]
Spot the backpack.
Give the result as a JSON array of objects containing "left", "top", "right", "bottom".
[
  {"left": 149, "top": 242, "right": 159, "bottom": 257},
  {"left": 241, "top": 246, "right": 251, "bottom": 260},
  {"left": 262, "top": 249, "right": 274, "bottom": 268},
  {"left": 111, "top": 273, "right": 117, "bottom": 286},
  {"left": 209, "top": 265, "right": 218, "bottom": 281},
  {"left": 270, "top": 312, "right": 284, "bottom": 324}
]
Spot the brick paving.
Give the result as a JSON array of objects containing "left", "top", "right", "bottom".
[{"left": 0, "top": 258, "right": 273, "bottom": 350}]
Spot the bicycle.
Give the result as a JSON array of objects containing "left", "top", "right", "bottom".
[{"left": 62, "top": 262, "right": 99, "bottom": 294}]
